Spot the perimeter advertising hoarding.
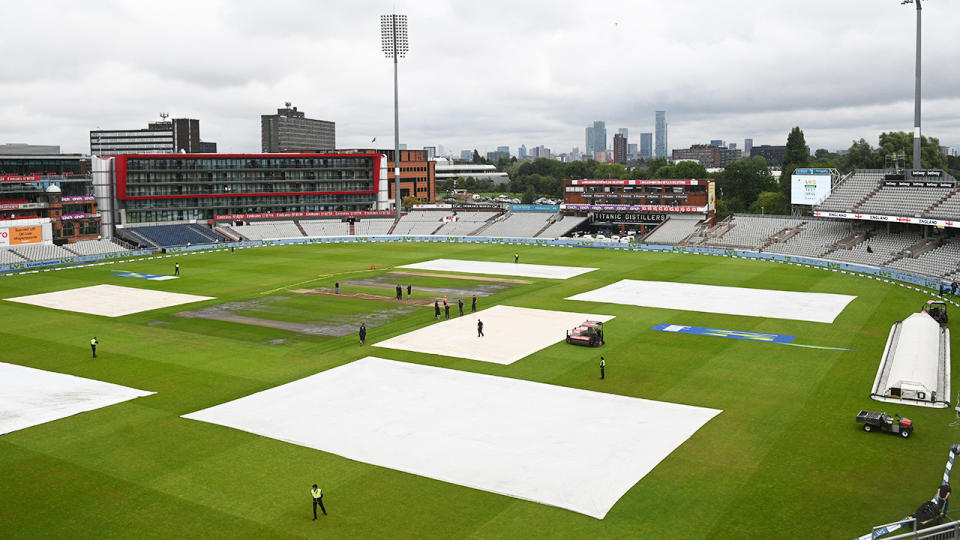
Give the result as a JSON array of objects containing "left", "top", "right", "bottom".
[
  {"left": 791, "top": 169, "right": 832, "bottom": 205},
  {"left": 0, "top": 226, "right": 42, "bottom": 246}
]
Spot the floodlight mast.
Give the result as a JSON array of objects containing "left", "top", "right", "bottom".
[
  {"left": 902, "top": 0, "right": 922, "bottom": 170},
  {"left": 381, "top": 14, "right": 408, "bottom": 218}
]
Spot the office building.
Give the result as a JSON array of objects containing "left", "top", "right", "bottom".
[
  {"left": 261, "top": 104, "right": 335, "bottom": 152},
  {"left": 435, "top": 160, "right": 509, "bottom": 185},
  {"left": 423, "top": 146, "right": 436, "bottom": 160},
  {"left": 91, "top": 118, "right": 217, "bottom": 156},
  {"left": 518, "top": 145, "right": 527, "bottom": 159},
  {"left": 460, "top": 150, "right": 474, "bottom": 161},
  {"left": 728, "top": 143, "right": 737, "bottom": 150},
  {"left": 710, "top": 140, "right": 724, "bottom": 147},
  {"left": 744, "top": 138, "right": 753, "bottom": 156},
  {"left": 338, "top": 148, "right": 436, "bottom": 203},
  {"left": 749, "top": 144, "right": 787, "bottom": 166},
  {"left": 497, "top": 145, "right": 510, "bottom": 157},
  {"left": 627, "top": 143, "right": 638, "bottom": 159},
  {"left": 617, "top": 128, "right": 628, "bottom": 139},
  {"left": 0, "top": 144, "right": 60, "bottom": 155},
  {"left": 672, "top": 144, "right": 742, "bottom": 168},
  {"left": 585, "top": 121, "right": 606, "bottom": 157},
  {"left": 655, "top": 111, "right": 667, "bottom": 158},
  {"left": 613, "top": 133, "right": 628, "bottom": 164},
  {"left": 640, "top": 133, "right": 653, "bottom": 159}
]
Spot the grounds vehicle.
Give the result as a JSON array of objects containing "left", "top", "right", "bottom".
[
  {"left": 566, "top": 320, "right": 605, "bottom": 347},
  {"left": 857, "top": 410, "right": 913, "bottom": 438},
  {"left": 922, "top": 299, "right": 948, "bottom": 325}
]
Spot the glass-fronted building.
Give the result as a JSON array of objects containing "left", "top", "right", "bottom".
[{"left": 109, "top": 153, "right": 383, "bottom": 224}]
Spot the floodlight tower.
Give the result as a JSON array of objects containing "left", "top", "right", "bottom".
[
  {"left": 902, "top": 0, "right": 922, "bottom": 170},
  {"left": 380, "top": 13, "right": 408, "bottom": 218}
]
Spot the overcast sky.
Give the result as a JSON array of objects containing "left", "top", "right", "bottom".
[{"left": 1, "top": 0, "right": 958, "bottom": 157}]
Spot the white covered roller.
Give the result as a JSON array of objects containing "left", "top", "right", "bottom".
[{"left": 871, "top": 311, "right": 951, "bottom": 408}]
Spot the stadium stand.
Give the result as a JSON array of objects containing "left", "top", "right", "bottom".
[
  {"left": 354, "top": 219, "right": 396, "bottom": 235},
  {"left": 816, "top": 170, "right": 884, "bottom": 212},
  {"left": 925, "top": 189, "right": 960, "bottom": 220},
  {"left": 886, "top": 240, "right": 960, "bottom": 278},
  {"left": 229, "top": 221, "right": 303, "bottom": 240},
  {"left": 479, "top": 212, "right": 554, "bottom": 238},
  {"left": 121, "top": 224, "right": 222, "bottom": 248},
  {"left": 63, "top": 239, "right": 130, "bottom": 256},
  {"left": 0, "top": 249, "right": 27, "bottom": 264},
  {"left": 537, "top": 215, "right": 588, "bottom": 238},
  {"left": 642, "top": 215, "right": 703, "bottom": 245},
  {"left": 702, "top": 215, "right": 804, "bottom": 250},
  {"left": 764, "top": 219, "right": 864, "bottom": 258},
  {"left": 433, "top": 212, "right": 498, "bottom": 236},
  {"left": 856, "top": 185, "right": 954, "bottom": 217},
  {"left": 823, "top": 230, "right": 923, "bottom": 267},
  {"left": 392, "top": 211, "right": 444, "bottom": 235},
  {"left": 300, "top": 220, "right": 350, "bottom": 237},
  {"left": 10, "top": 243, "right": 75, "bottom": 261}
]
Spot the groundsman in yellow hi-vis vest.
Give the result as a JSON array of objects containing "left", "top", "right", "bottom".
[
  {"left": 90, "top": 337, "right": 98, "bottom": 358},
  {"left": 311, "top": 484, "right": 327, "bottom": 520}
]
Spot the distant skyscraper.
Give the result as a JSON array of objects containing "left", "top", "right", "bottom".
[
  {"left": 518, "top": 144, "right": 527, "bottom": 159},
  {"left": 640, "top": 133, "right": 653, "bottom": 159},
  {"left": 655, "top": 111, "right": 667, "bottom": 158},
  {"left": 261, "top": 104, "right": 334, "bottom": 152},
  {"left": 627, "top": 143, "right": 638, "bottom": 158},
  {"left": 728, "top": 143, "right": 737, "bottom": 150},
  {"left": 744, "top": 138, "right": 753, "bottom": 156},
  {"left": 570, "top": 147, "right": 581, "bottom": 161},
  {"left": 617, "top": 128, "right": 628, "bottom": 139},
  {"left": 613, "top": 133, "right": 627, "bottom": 164},
  {"left": 497, "top": 145, "right": 510, "bottom": 157},
  {"left": 460, "top": 150, "right": 473, "bottom": 160},
  {"left": 423, "top": 146, "right": 436, "bottom": 160},
  {"left": 586, "top": 121, "right": 606, "bottom": 157},
  {"left": 710, "top": 140, "right": 724, "bottom": 147}
]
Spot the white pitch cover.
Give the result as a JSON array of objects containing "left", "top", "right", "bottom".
[
  {"left": 567, "top": 279, "right": 855, "bottom": 323},
  {"left": 0, "top": 362, "right": 154, "bottom": 436},
  {"left": 184, "top": 357, "right": 721, "bottom": 519},
  {"left": 398, "top": 258, "right": 597, "bottom": 279}
]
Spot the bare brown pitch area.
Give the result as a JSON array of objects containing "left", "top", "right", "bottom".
[
  {"left": 387, "top": 271, "right": 533, "bottom": 284},
  {"left": 291, "top": 288, "right": 437, "bottom": 306}
]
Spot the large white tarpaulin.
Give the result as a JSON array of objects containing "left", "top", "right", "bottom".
[
  {"left": 6, "top": 284, "right": 214, "bottom": 317},
  {"left": 373, "top": 305, "right": 615, "bottom": 364},
  {"left": 0, "top": 362, "right": 154, "bottom": 436},
  {"left": 184, "top": 357, "right": 721, "bottom": 519},
  {"left": 566, "top": 279, "right": 855, "bottom": 323},
  {"left": 398, "top": 258, "right": 597, "bottom": 279}
]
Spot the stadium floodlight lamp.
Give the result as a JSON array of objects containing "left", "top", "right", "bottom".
[
  {"left": 381, "top": 14, "right": 408, "bottom": 218},
  {"left": 901, "top": 0, "right": 923, "bottom": 170}
]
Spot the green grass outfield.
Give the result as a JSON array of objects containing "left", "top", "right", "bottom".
[{"left": 0, "top": 242, "right": 956, "bottom": 539}]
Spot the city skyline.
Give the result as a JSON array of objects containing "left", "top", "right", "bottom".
[{"left": 1, "top": 1, "right": 959, "bottom": 157}]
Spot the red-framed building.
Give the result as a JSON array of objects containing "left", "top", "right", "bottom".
[{"left": 99, "top": 153, "right": 388, "bottom": 225}]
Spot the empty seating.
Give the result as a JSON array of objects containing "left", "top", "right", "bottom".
[
  {"left": 702, "top": 215, "right": 803, "bottom": 250},
  {"left": 824, "top": 231, "right": 923, "bottom": 268},
  {"left": 816, "top": 170, "right": 883, "bottom": 212},
  {"left": 230, "top": 221, "right": 303, "bottom": 240},
  {"left": 300, "top": 220, "right": 350, "bottom": 237},
  {"left": 926, "top": 191, "right": 960, "bottom": 220},
  {"left": 0, "top": 249, "right": 26, "bottom": 264},
  {"left": 887, "top": 241, "right": 960, "bottom": 278},
  {"left": 479, "top": 212, "right": 553, "bottom": 238},
  {"left": 643, "top": 216, "right": 702, "bottom": 244},
  {"left": 433, "top": 212, "right": 498, "bottom": 236},
  {"left": 764, "top": 220, "right": 862, "bottom": 257},
  {"left": 354, "top": 219, "right": 395, "bottom": 235},
  {"left": 124, "top": 224, "right": 222, "bottom": 247},
  {"left": 537, "top": 215, "right": 588, "bottom": 238},
  {"left": 856, "top": 186, "right": 953, "bottom": 217},
  {"left": 64, "top": 239, "right": 130, "bottom": 256},
  {"left": 10, "top": 243, "right": 75, "bottom": 261},
  {"left": 392, "top": 211, "right": 444, "bottom": 235}
]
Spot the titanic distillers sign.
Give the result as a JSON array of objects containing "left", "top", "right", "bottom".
[{"left": 592, "top": 211, "right": 669, "bottom": 224}]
